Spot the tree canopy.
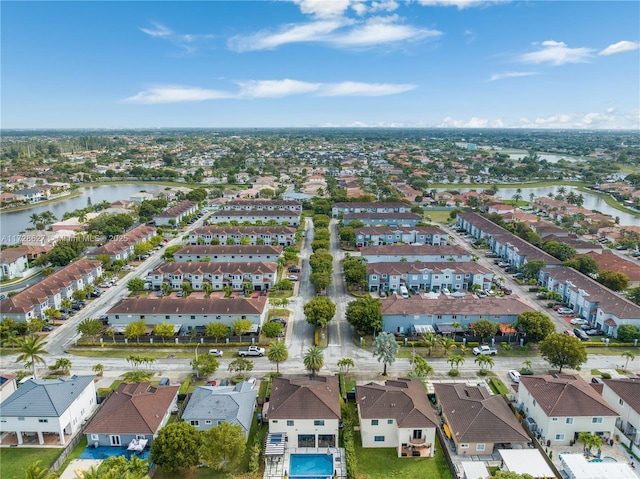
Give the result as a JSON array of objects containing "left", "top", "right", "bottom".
[
  {"left": 150, "top": 422, "right": 202, "bottom": 472},
  {"left": 372, "top": 332, "right": 399, "bottom": 376},
  {"left": 514, "top": 311, "right": 555, "bottom": 343},
  {"left": 303, "top": 297, "right": 336, "bottom": 327},
  {"left": 539, "top": 333, "right": 588, "bottom": 373},
  {"left": 345, "top": 296, "right": 382, "bottom": 334},
  {"left": 200, "top": 422, "right": 246, "bottom": 472}
]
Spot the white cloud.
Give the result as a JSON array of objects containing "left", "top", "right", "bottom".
[
  {"left": 125, "top": 79, "right": 415, "bottom": 104},
  {"left": 331, "top": 15, "right": 441, "bottom": 47},
  {"left": 599, "top": 40, "right": 640, "bottom": 56},
  {"left": 228, "top": 19, "right": 349, "bottom": 51},
  {"left": 439, "top": 116, "right": 489, "bottom": 128},
  {"left": 489, "top": 71, "right": 538, "bottom": 81},
  {"left": 418, "top": 0, "right": 507, "bottom": 9},
  {"left": 517, "top": 109, "right": 638, "bottom": 129},
  {"left": 124, "top": 86, "right": 232, "bottom": 104},
  {"left": 520, "top": 40, "right": 593, "bottom": 66},
  {"left": 370, "top": 1, "right": 400, "bottom": 13},
  {"left": 237, "top": 79, "right": 321, "bottom": 98},
  {"left": 292, "top": 0, "right": 352, "bottom": 18},
  {"left": 140, "top": 22, "right": 173, "bottom": 38},
  {"left": 318, "top": 81, "right": 416, "bottom": 96}
]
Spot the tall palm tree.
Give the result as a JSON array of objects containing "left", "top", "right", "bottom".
[
  {"left": 29, "top": 213, "right": 42, "bottom": 229},
  {"left": 16, "top": 335, "right": 49, "bottom": 379},
  {"left": 439, "top": 337, "right": 457, "bottom": 356},
  {"left": 337, "top": 358, "right": 355, "bottom": 374},
  {"left": 372, "top": 332, "right": 400, "bottom": 376},
  {"left": 622, "top": 351, "right": 635, "bottom": 370},
  {"left": 267, "top": 341, "right": 289, "bottom": 374},
  {"left": 447, "top": 354, "right": 465, "bottom": 373},
  {"left": 303, "top": 346, "right": 324, "bottom": 376}
]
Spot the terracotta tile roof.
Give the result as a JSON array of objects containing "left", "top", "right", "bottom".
[
  {"left": 89, "top": 224, "right": 155, "bottom": 257},
  {"left": 268, "top": 376, "right": 340, "bottom": 420},
  {"left": 357, "top": 378, "right": 438, "bottom": 428},
  {"left": 380, "top": 294, "right": 534, "bottom": 317},
  {"left": 433, "top": 382, "right": 529, "bottom": 444},
  {"left": 106, "top": 296, "right": 267, "bottom": 316},
  {"left": 0, "top": 248, "right": 28, "bottom": 264},
  {"left": 581, "top": 251, "right": 640, "bottom": 282},
  {"left": 519, "top": 374, "right": 618, "bottom": 418},
  {"left": 602, "top": 378, "right": 640, "bottom": 414},
  {"left": 84, "top": 382, "right": 179, "bottom": 435}
]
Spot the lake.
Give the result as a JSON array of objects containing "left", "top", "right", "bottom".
[{"left": 0, "top": 183, "right": 161, "bottom": 244}]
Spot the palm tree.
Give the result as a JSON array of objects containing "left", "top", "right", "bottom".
[
  {"left": 409, "top": 355, "right": 433, "bottom": 378},
  {"left": 622, "top": 351, "right": 635, "bottom": 370},
  {"left": 337, "top": 358, "right": 355, "bottom": 374},
  {"left": 522, "top": 359, "right": 532, "bottom": 373},
  {"left": 447, "top": 354, "right": 465, "bottom": 373},
  {"left": 474, "top": 355, "right": 495, "bottom": 375},
  {"left": 29, "top": 213, "right": 43, "bottom": 229},
  {"left": 512, "top": 188, "right": 522, "bottom": 204},
  {"left": 122, "top": 370, "right": 154, "bottom": 383},
  {"left": 92, "top": 363, "right": 104, "bottom": 376},
  {"left": 578, "top": 432, "right": 602, "bottom": 457},
  {"left": 303, "top": 346, "right": 324, "bottom": 376},
  {"left": 16, "top": 335, "right": 49, "bottom": 379},
  {"left": 439, "top": 336, "right": 457, "bottom": 356},
  {"left": 15, "top": 460, "right": 58, "bottom": 479},
  {"left": 421, "top": 332, "right": 440, "bottom": 356},
  {"left": 372, "top": 332, "right": 400, "bottom": 376},
  {"left": 267, "top": 341, "right": 289, "bottom": 374}
]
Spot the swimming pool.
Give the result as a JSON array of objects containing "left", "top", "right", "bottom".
[
  {"left": 289, "top": 453, "right": 333, "bottom": 479},
  {"left": 80, "top": 445, "right": 150, "bottom": 461}
]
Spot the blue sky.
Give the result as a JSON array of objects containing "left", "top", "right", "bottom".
[{"left": 2, "top": 0, "right": 639, "bottom": 129}]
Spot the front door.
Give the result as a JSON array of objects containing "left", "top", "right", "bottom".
[{"left": 110, "top": 435, "right": 121, "bottom": 447}]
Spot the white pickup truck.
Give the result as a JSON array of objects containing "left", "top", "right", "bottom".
[
  {"left": 472, "top": 345, "right": 498, "bottom": 356},
  {"left": 238, "top": 346, "right": 265, "bottom": 357}
]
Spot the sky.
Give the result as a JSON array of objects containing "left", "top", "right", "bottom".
[{"left": 2, "top": 0, "right": 639, "bottom": 130}]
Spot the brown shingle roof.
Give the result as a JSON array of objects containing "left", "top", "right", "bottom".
[
  {"left": 355, "top": 226, "right": 447, "bottom": 236},
  {"left": 191, "top": 226, "right": 296, "bottom": 236},
  {"left": 360, "top": 244, "right": 469, "bottom": 257},
  {"left": 602, "top": 378, "right": 640, "bottom": 414},
  {"left": 520, "top": 374, "right": 618, "bottom": 417},
  {"left": 433, "top": 382, "right": 530, "bottom": 444},
  {"left": 157, "top": 200, "right": 197, "bottom": 218},
  {"left": 174, "top": 245, "right": 283, "bottom": 256},
  {"left": 357, "top": 378, "right": 437, "bottom": 428},
  {"left": 268, "top": 376, "right": 340, "bottom": 420},
  {"left": 380, "top": 294, "right": 534, "bottom": 317},
  {"left": 84, "top": 382, "right": 179, "bottom": 435}
]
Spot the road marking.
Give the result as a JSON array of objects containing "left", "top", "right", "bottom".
[{"left": 336, "top": 319, "right": 342, "bottom": 346}]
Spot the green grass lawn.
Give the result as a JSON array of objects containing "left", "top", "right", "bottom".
[
  {"left": 421, "top": 210, "right": 453, "bottom": 224},
  {"left": 355, "top": 433, "right": 452, "bottom": 479},
  {"left": 1, "top": 447, "right": 62, "bottom": 479}
]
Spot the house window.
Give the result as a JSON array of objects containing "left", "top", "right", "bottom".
[
  {"left": 91, "top": 434, "right": 99, "bottom": 441},
  {"left": 165, "top": 315, "right": 170, "bottom": 320},
  {"left": 555, "top": 434, "right": 565, "bottom": 441},
  {"left": 205, "top": 420, "right": 212, "bottom": 425},
  {"left": 374, "top": 436, "right": 385, "bottom": 442},
  {"left": 190, "top": 315, "right": 196, "bottom": 320},
  {"left": 371, "top": 420, "right": 379, "bottom": 426},
  {"left": 552, "top": 418, "right": 558, "bottom": 422},
  {"left": 388, "top": 419, "right": 393, "bottom": 424},
  {"left": 38, "top": 418, "right": 48, "bottom": 423},
  {"left": 459, "top": 444, "right": 469, "bottom": 449},
  {"left": 592, "top": 417, "right": 603, "bottom": 424},
  {"left": 532, "top": 399, "right": 536, "bottom": 407},
  {"left": 314, "top": 420, "right": 325, "bottom": 426},
  {"left": 190, "top": 420, "right": 199, "bottom": 426},
  {"left": 476, "top": 443, "right": 485, "bottom": 451},
  {"left": 619, "top": 398, "right": 624, "bottom": 406},
  {"left": 136, "top": 435, "right": 146, "bottom": 440},
  {"left": 287, "top": 420, "right": 295, "bottom": 426},
  {"left": 566, "top": 418, "right": 574, "bottom": 424}
]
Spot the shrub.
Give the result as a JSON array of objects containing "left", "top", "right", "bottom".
[
  {"left": 448, "top": 369, "right": 460, "bottom": 377},
  {"left": 601, "top": 372, "right": 612, "bottom": 379}
]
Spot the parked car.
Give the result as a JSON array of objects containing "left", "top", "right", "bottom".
[
  {"left": 42, "top": 324, "right": 54, "bottom": 332},
  {"left": 557, "top": 307, "right": 574, "bottom": 314},
  {"left": 379, "top": 290, "right": 387, "bottom": 298},
  {"left": 498, "top": 262, "right": 510, "bottom": 268},
  {"left": 176, "top": 291, "right": 185, "bottom": 297},
  {"left": 502, "top": 287, "right": 513, "bottom": 295},
  {"left": 472, "top": 345, "right": 497, "bottom": 356},
  {"left": 508, "top": 370, "right": 521, "bottom": 383},
  {"left": 586, "top": 329, "right": 603, "bottom": 336},
  {"left": 287, "top": 275, "right": 299, "bottom": 281},
  {"left": 270, "top": 317, "right": 287, "bottom": 326},
  {"left": 563, "top": 329, "right": 576, "bottom": 337},
  {"left": 512, "top": 273, "right": 525, "bottom": 279},
  {"left": 591, "top": 377, "right": 604, "bottom": 384},
  {"left": 570, "top": 318, "right": 588, "bottom": 325},
  {"left": 238, "top": 346, "right": 265, "bottom": 357},
  {"left": 208, "top": 349, "right": 223, "bottom": 357},
  {"left": 288, "top": 266, "right": 301, "bottom": 273},
  {"left": 573, "top": 328, "right": 589, "bottom": 340}
]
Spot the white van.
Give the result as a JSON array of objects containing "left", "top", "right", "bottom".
[{"left": 399, "top": 285, "right": 409, "bottom": 298}]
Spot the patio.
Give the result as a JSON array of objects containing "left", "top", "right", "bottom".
[{"left": 0, "top": 431, "right": 72, "bottom": 447}]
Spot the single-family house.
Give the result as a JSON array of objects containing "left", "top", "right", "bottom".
[
  {"left": 0, "top": 248, "right": 29, "bottom": 280},
  {"left": 517, "top": 374, "right": 618, "bottom": 446},
  {"left": 433, "top": 382, "right": 530, "bottom": 455},
  {"left": 0, "top": 374, "right": 17, "bottom": 403},
  {"left": 356, "top": 378, "right": 438, "bottom": 457},
  {"left": 0, "top": 375, "right": 97, "bottom": 445},
  {"left": 182, "top": 381, "right": 257, "bottom": 437},
  {"left": 84, "top": 382, "right": 179, "bottom": 448},
  {"left": 266, "top": 376, "right": 340, "bottom": 448}
]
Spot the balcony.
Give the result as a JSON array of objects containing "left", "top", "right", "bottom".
[{"left": 410, "top": 436, "right": 427, "bottom": 446}]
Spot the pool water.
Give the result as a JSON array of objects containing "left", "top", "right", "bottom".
[
  {"left": 289, "top": 453, "right": 333, "bottom": 478},
  {"left": 80, "top": 445, "right": 150, "bottom": 461}
]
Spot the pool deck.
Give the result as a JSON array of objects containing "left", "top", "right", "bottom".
[
  {"left": 59, "top": 459, "right": 102, "bottom": 479},
  {"left": 264, "top": 447, "right": 347, "bottom": 479}
]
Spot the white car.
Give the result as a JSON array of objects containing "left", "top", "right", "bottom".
[
  {"left": 287, "top": 275, "right": 299, "bottom": 281},
  {"left": 208, "top": 349, "right": 223, "bottom": 357},
  {"left": 508, "top": 370, "right": 521, "bottom": 383},
  {"left": 570, "top": 318, "right": 587, "bottom": 325},
  {"left": 557, "top": 307, "right": 574, "bottom": 314}
]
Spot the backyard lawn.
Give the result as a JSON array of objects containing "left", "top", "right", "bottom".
[
  {"left": 355, "top": 433, "right": 452, "bottom": 479},
  {"left": 1, "top": 447, "right": 62, "bottom": 479}
]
